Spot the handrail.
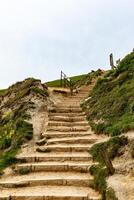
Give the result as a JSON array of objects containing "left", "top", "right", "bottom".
[{"left": 60, "top": 71, "right": 73, "bottom": 95}]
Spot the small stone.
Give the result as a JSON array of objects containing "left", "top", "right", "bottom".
[
  {"left": 22, "top": 144, "right": 28, "bottom": 148},
  {"left": 36, "top": 147, "right": 50, "bottom": 153},
  {"left": 36, "top": 137, "right": 47, "bottom": 146}
]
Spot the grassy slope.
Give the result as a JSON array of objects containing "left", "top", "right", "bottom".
[
  {"left": 0, "top": 78, "right": 48, "bottom": 174},
  {"left": 0, "top": 89, "right": 7, "bottom": 96},
  {"left": 46, "top": 74, "right": 87, "bottom": 87},
  {"left": 46, "top": 69, "right": 103, "bottom": 88},
  {"left": 89, "top": 135, "right": 128, "bottom": 200},
  {"left": 82, "top": 52, "right": 134, "bottom": 136}
]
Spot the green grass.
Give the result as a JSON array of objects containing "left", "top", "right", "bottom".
[
  {"left": 106, "top": 188, "right": 118, "bottom": 200},
  {"left": 0, "top": 116, "right": 33, "bottom": 175},
  {"left": 0, "top": 89, "right": 7, "bottom": 96},
  {"left": 46, "top": 74, "right": 87, "bottom": 87},
  {"left": 82, "top": 52, "right": 134, "bottom": 136},
  {"left": 90, "top": 164, "right": 108, "bottom": 199},
  {"left": 31, "top": 86, "right": 49, "bottom": 97},
  {"left": 89, "top": 136, "right": 128, "bottom": 164},
  {"left": 0, "top": 148, "right": 18, "bottom": 175},
  {"left": 46, "top": 69, "right": 103, "bottom": 89}
]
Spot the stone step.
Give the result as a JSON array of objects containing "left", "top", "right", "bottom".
[
  {"left": 17, "top": 152, "right": 92, "bottom": 162},
  {"left": 58, "top": 101, "right": 81, "bottom": 104},
  {"left": 47, "top": 136, "right": 97, "bottom": 145},
  {"left": 0, "top": 185, "right": 101, "bottom": 200},
  {"left": 70, "top": 95, "right": 87, "bottom": 98},
  {"left": 56, "top": 102, "right": 81, "bottom": 106},
  {"left": 77, "top": 92, "right": 89, "bottom": 94},
  {"left": 36, "top": 144, "right": 92, "bottom": 152},
  {"left": 47, "top": 126, "right": 89, "bottom": 132},
  {"left": 48, "top": 121, "right": 89, "bottom": 127},
  {"left": 69, "top": 97, "right": 85, "bottom": 100},
  {"left": 49, "top": 116, "right": 87, "bottom": 122},
  {"left": 54, "top": 105, "right": 81, "bottom": 109},
  {"left": 43, "top": 131, "right": 92, "bottom": 138},
  {"left": 49, "top": 108, "right": 82, "bottom": 113},
  {"left": 14, "top": 161, "right": 92, "bottom": 173},
  {"left": 0, "top": 172, "right": 93, "bottom": 188},
  {"left": 49, "top": 112, "right": 86, "bottom": 117}
]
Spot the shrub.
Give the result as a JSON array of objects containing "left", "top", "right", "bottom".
[
  {"left": 106, "top": 188, "right": 118, "bottom": 200},
  {"left": 90, "top": 164, "right": 108, "bottom": 199},
  {"left": 89, "top": 136, "right": 128, "bottom": 164}
]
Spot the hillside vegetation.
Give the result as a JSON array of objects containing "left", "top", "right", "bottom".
[
  {"left": 82, "top": 52, "right": 134, "bottom": 136},
  {"left": 46, "top": 69, "right": 103, "bottom": 88},
  {"left": 0, "top": 78, "right": 48, "bottom": 174},
  {"left": 46, "top": 74, "right": 87, "bottom": 87}
]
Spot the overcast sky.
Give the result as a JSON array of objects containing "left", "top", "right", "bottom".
[{"left": 0, "top": 0, "right": 134, "bottom": 88}]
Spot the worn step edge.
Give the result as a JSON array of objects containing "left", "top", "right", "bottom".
[
  {"left": 47, "top": 137, "right": 97, "bottom": 145},
  {"left": 48, "top": 122, "right": 89, "bottom": 127},
  {"left": 36, "top": 145, "right": 92, "bottom": 152},
  {"left": 17, "top": 155, "right": 92, "bottom": 163},
  {"left": 43, "top": 132, "right": 92, "bottom": 138},
  {"left": 14, "top": 163, "right": 92, "bottom": 173},
  {"left": 0, "top": 177, "right": 93, "bottom": 188}
]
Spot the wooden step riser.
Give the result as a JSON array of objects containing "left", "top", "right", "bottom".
[
  {"left": 49, "top": 113, "right": 86, "bottom": 117},
  {"left": 49, "top": 117, "right": 86, "bottom": 122},
  {"left": 49, "top": 109, "right": 82, "bottom": 113},
  {"left": 43, "top": 133, "right": 92, "bottom": 139},
  {"left": 47, "top": 127, "right": 89, "bottom": 132},
  {"left": 15, "top": 165, "right": 89, "bottom": 173},
  {"left": 56, "top": 103, "right": 81, "bottom": 106},
  {"left": 62, "top": 101, "right": 83, "bottom": 103},
  {"left": 0, "top": 179, "right": 93, "bottom": 188},
  {"left": 17, "top": 156, "right": 92, "bottom": 163},
  {"left": 47, "top": 139, "right": 96, "bottom": 145},
  {"left": 48, "top": 122, "right": 88, "bottom": 127},
  {"left": 69, "top": 98, "right": 84, "bottom": 100},
  {"left": 54, "top": 106, "right": 81, "bottom": 108},
  {"left": 0, "top": 196, "right": 101, "bottom": 200},
  {"left": 70, "top": 96, "right": 87, "bottom": 98},
  {"left": 37, "top": 146, "right": 90, "bottom": 152}
]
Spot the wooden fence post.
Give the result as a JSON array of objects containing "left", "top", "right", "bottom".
[{"left": 100, "top": 148, "right": 115, "bottom": 175}]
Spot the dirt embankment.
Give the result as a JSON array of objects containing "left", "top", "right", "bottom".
[{"left": 107, "top": 132, "right": 134, "bottom": 200}]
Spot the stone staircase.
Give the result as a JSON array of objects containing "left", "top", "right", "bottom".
[{"left": 0, "top": 86, "right": 101, "bottom": 200}]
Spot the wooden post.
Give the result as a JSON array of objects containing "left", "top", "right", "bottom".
[
  {"left": 110, "top": 53, "right": 115, "bottom": 69},
  {"left": 100, "top": 148, "right": 115, "bottom": 175},
  {"left": 60, "top": 71, "right": 63, "bottom": 87},
  {"left": 70, "top": 81, "right": 73, "bottom": 96}
]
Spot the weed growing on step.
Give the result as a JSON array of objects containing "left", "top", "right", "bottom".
[{"left": 17, "top": 167, "right": 30, "bottom": 175}]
